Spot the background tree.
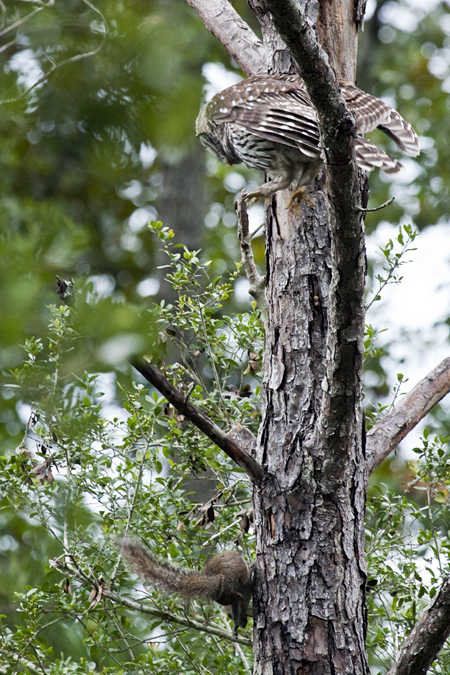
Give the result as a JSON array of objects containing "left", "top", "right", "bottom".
[{"left": 2, "top": 1, "right": 450, "bottom": 674}]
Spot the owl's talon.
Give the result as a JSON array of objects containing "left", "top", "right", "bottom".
[
  {"left": 243, "top": 191, "right": 267, "bottom": 206},
  {"left": 243, "top": 193, "right": 258, "bottom": 206},
  {"left": 286, "top": 187, "right": 315, "bottom": 211}
]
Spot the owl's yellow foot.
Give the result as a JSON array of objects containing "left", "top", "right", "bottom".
[{"left": 286, "top": 187, "right": 315, "bottom": 210}]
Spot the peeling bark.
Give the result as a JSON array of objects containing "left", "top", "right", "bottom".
[
  {"left": 253, "top": 183, "right": 368, "bottom": 675},
  {"left": 241, "top": 1, "right": 369, "bottom": 672}
]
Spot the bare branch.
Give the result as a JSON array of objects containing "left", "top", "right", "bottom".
[
  {"left": 0, "top": 0, "right": 54, "bottom": 40},
  {"left": 130, "top": 356, "right": 265, "bottom": 486},
  {"left": 386, "top": 573, "right": 450, "bottom": 675},
  {"left": 185, "top": 0, "right": 266, "bottom": 76},
  {"left": 235, "top": 193, "right": 268, "bottom": 329},
  {"left": 367, "top": 356, "right": 450, "bottom": 474}
]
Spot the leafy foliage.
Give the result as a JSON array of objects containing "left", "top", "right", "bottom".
[
  {"left": 366, "top": 224, "right": 418, "bottom": 311},
  {"left": 0, "top": 229, "right": 261, "bottom": 673}
]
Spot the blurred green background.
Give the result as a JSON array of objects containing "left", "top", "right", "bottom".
[{"left": 0, "top": 0, "right": 449, "bottom": 669}]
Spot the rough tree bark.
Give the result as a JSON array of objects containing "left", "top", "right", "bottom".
[{"left": 229, "top": 2, "right": 366, "bottom": 674}]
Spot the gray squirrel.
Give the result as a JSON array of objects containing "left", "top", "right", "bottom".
[{"left": 120, "top": 538, "right": 253, "bottom": 635}]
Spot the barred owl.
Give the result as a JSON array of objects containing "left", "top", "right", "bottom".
[{"left": 195, "top": 75, "right": 419, "bottom": 202}]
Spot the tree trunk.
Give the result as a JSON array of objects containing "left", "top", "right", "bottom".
[{"left": 250, "top": 2, "right": 368, "bottom": 673}]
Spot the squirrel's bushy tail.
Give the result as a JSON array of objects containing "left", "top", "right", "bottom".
[{"left": 119, "top": 538, "right": 222, "bottom": 600}]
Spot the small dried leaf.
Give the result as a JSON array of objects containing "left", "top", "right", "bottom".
[
  {"left": 31, "top": 459, "right": 50, "bottom": 475},
  {"left": 194, "top": 514, "right": 206, "bottom": 528},
  {"left": 240, "top": 514, "right": 250, "bottom": 533},
  {"left": 20, "top": 447, "right": 34, "bottom": 461},
  {"left": 88, "top": 584, "right": 104, "bottom": 609},
  {"left": 31, "top": 458, "right": 53, "bottom": 484}
]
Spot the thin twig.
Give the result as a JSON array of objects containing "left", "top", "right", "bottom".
[
  {"left": 174, "top": 633, "right": 214, "bottom": 675},
  {"left": 357, "top": 197, "right": 395, "bottom": 212},
  {"left": 0, "top": 39, "right": 16, "bottom": 54},
  {"left": 0, "top": 0, "right": 106, "bottom": 105},
  {"left": 202, "top": 518, "right": 242, "bottom": 546},
  {"left": 0, "top": 0, "right": 53, "bottom": 39},
  {"left": 251, "top": 221, "right": 265, "bottom": 240},
  {"left": 49, "top": 556, "right": 252, "bottom": 645},
  {"left": 199, "top": 305, "right": 231, "bottom": 425},
  {"left": 105, "top": 587, "right": 253, "bottom": 647},
  {"left": 109, "top": 442, "right": 149, "bottom": 584}
]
